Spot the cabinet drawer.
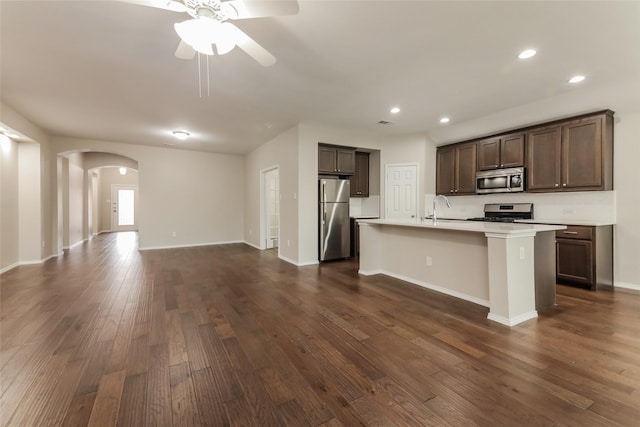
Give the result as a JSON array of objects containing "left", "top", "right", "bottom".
[{"left": 556, "top": 225, "right": 593, "bottom": 240}]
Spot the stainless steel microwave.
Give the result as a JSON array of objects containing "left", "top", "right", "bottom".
[{"left": 476, "top": 167, "right": 525, "bottom": 194}]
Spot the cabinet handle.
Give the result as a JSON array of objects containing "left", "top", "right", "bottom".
[
  {"left": 563, "top": 231, "right": 579, "bottom": 235},
  {"left": 554, "top": 184, "right": 559, "bottom": 187},
  {"left": 563, "top": 183, "right": 567, "bottom": 187}
]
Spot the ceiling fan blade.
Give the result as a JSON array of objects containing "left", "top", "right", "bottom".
[
  {"left": 228, "top": 24, "right": 276, "bottom": 66},
  {"left": 175, "top": 40, "right": 197, "bottom": 60},
  {"left": 221, "top": 0, "right": 299, "bottom": 20},
  {"left": 114, "top": 0, "right": 187, "bottom": 13}
]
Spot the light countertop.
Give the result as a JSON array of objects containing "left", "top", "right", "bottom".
[
  {"left": 515, "top": 219, "right": 615, "bottom": 226},
  {"left": 358, "top": 218, "right": 565, "bottom": 236}
]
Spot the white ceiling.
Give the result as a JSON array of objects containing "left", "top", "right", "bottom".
[{"left": 2, "top": 0, "right": 640, "bottom": 154}]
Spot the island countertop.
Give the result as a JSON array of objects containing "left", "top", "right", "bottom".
[{"left": 357, "top": 218, "right": 566, "bottom": 235}]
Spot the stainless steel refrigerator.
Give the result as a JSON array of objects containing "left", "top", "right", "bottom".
[{"left": 319, "top": 178, "right": 350, "bottom": 261}]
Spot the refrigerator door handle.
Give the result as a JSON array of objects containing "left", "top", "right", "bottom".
[
  {"left": 322, "top": 182, "right": 326, "bottom": 203},
  {"left": 323, "top": 205, "right": 327, "bottom": 224}
]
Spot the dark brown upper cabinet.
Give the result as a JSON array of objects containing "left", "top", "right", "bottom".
[
  {"left": 350, "top": 152, "right": 370, "bottom": 197},
  {"left": 477, "top": 133, "right": 525, "bottom": 171},
  {"left": 318, "top": 144, "right": 356, "bottom": 175},
  {"left": 527, "top": 111, "right": 613, "bottom": 192},
  {"left": 436, "top": 142, "right": 477, "bottom": 195}
]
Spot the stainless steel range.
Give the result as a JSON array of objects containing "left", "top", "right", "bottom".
[{"left": 467, "top": 203, "right": 533, "bottom": 223}]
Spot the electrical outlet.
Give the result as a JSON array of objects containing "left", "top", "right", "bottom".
[
  {"left": 287, "top": 240, "right": 291, "bottom": 247},
  {"left": 171, "top": 231, "right": 177, "bottom": 237},
  {"left": 563, "top": 208, "right": 576, "bottom": 215},
  {"left": 426, "top": 256, "right": 433, "bottom": 266},
  {"left": 519, "top": 247, "right": 525, "bottom": 260}
]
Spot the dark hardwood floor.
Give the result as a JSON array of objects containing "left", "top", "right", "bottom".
[{"left": 1, "top": 231, "right": 639, "bottom": 426}]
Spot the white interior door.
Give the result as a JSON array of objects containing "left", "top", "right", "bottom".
[
  {"left": 264, "top": 168, "right": 280, "bottom": 249},
  {"left": 385, "top": 164, "right": 418, "bottom": 221},
  {"left": 111, "top": 184, "right": 137, "bottom": 231}
]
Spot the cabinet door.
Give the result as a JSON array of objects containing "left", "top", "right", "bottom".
[
  {"left": 500, "top": 133, "right": 525, "bottom": 168},
  {"left": 318, "top": 146, "right": 337, "bottom": 173},
  {"left": 436, "top": 147, "right": 456, "bottom": 195},
  {"left": 455, "top": 143, "right": 477, "bottom": 194},
  {"left": 477, "top": 137, "right": 500, "bottom": 171},
  {"left": 350, "top": 152, "right": 369, "bottom": 197},
  {"left": 527, "top": 126, "right": 562, "bottom": 191},
  {"left": 556, "top": 239, "right": 594, "bottom": 286},
  {"left": 562, "top": 117, "right": 603, "bottom": 190},
  {"left": 336, "top": 149, "right": 355, "bottom": 175}
]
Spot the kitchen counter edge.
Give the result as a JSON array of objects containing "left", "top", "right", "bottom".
[{"left": 357, "top": 218, "right": 565, "bottom": 235}]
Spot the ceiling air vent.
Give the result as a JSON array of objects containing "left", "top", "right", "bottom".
[{"left": 378, "top": 120, "right": 392, "bottom": 125}]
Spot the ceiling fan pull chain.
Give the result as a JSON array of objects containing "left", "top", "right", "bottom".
[
  {"left": 206, "top": 53, "right": 210, "bottom": 97},
  {"left": 197, "top": 52, "right": 202, "bottom": 98}
]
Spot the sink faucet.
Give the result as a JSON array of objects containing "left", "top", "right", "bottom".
[{"left": 432, "top": 194, "right": 451, "bottom": 224}]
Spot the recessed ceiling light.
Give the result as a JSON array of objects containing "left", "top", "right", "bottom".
[
  {"left": 518, "top": 49, "right": 537, "bottom": 59},
  {"left": 568, "top": 75, "right": 586, "bottom": 84},
  {"left": 172, "top": 130, "right": 190, "bottom": 140},
  {"left": 390, "top": 107, "right": 400, "bottom": 114},
  {"left": 439, "top": 117, "right": 450, "bottom": 124}
]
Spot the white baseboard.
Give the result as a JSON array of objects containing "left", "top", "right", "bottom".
[
  {"left": 358, "top": 268, "right": 383, "bottom": 276},
  {"left": 487, "top": 310, "right": 538, "bottom": 327},
  {"left": 63, "top": 239, "right": 87, "bottom": 250},
  {"left": 369, "top": 269, "right": 491, "bottom": 308},
  {"left": 0, "top": 251, "right": 63, "bottom": 275},
  {"left": 0, "top": 262, "right": 19, "bottom": 275},
  {"left": 18, "top": 259, "right": 43, "bottom": 266},
  {"left": 138, "top": 240, "right": 244, "bottom": 251},
  {"left": 243, "top": 240, "right": 262, "bottom": 250},
  {"left": 615, "top": 281, "right": 640, "bottom": 292}
]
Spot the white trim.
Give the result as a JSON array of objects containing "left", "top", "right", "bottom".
[
  {"left": 358, "top": 268, "right": 383, "bottom": 276},
  {"left": 278, "top": 254, "right": 299, "bottom": 266},
  {"left": 111, "top": 184, "right": 138, "bottom": 232},
  {"left": 615, "top": 281, "right": 640, "bottom": 292},
  {"left": 487, "top": 311, "right": 538, "bottom": 327},
  {"left": 368, "top": 269, "right": 490, "bottom": 308},
  {"left": 63, "top": 239, "right": 87, "bottom": 250},
  {"left": 0, "top": 251, "right": 63, "bottom": 275},
  {"left": 296, "top": 259, "right": 319, "bottom": 267},
  {"left": 384, "top": 163, "right": 419, "bottom": 220},
  {"left": 260, "top": 165, "right": 280, "bottom": 251},
  {"left": 138, "top": 240, "right": 244, "bottom": 251},
  {"left": 0, "top": 262, "right": 20, "bottom": 275},
  {"left": 243, "top": 240, "right": 262, "bottom": 250},
  {"left": 18, "top": 259, "right": 43, "bottom": 266}
]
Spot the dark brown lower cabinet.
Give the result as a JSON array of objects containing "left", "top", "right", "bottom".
[{"left": 556, "top": 225, "right": 613, "bottom": 290}]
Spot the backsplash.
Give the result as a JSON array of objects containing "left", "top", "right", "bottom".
[
  {"left": 350, "top": 195, "right": 380, "bottom": 218},
  {"left": 425, "top": 191, "right": 616, "bottom": 223}
]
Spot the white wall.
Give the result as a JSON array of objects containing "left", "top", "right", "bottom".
[
  {"left": 1, "top": 137, "right": 19, "bottom": 272},
  {"left": 18, "top": 142, "right": 42, "bottom": 262},
  {"left": 52, "top": 137, "right": 245, "bottom": 250},
  {"left": 66, "top": 152, "right": 84, "bottom": 248},
  {"left": 612, "top": 112, "right": 640, "bottom": 289},
  {"left": 244, "top": 126, "right": 298, "bottom": 262}
]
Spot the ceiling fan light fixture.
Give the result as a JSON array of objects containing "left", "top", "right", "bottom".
[
  {"left": 518, "top": 49, "right": 537, "bottom": 59},
  {"left": 174, "top": 18, "right": 237, "bottom": 56},
  {"left": 172, "top": 130, "right": 190, "bottom": 140}
]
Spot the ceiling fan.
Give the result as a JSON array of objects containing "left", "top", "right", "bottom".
[{"left": 118, "top": 0, "right": 299, "bottom": 66}]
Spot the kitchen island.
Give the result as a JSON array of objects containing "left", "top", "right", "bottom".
[{"left": 357, "top": 219, "right": 566, "bottom": 326}]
